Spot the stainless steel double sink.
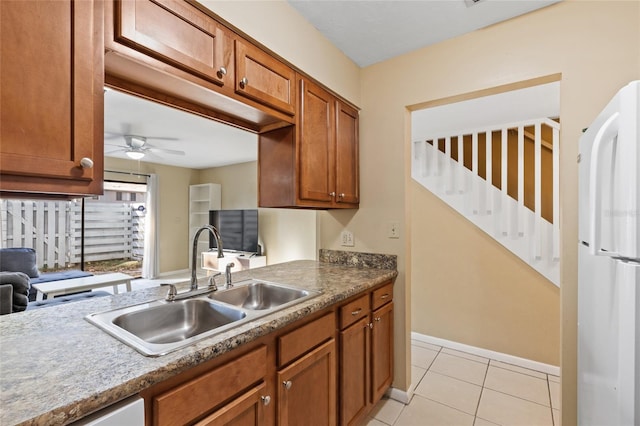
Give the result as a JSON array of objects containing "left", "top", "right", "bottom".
[{"left": 86, "top": 279, "right": 321, "bottom": 356}]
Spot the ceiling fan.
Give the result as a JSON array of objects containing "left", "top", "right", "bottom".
[{"left": 104, "top": 134, "right": 185, "bottom": 160}]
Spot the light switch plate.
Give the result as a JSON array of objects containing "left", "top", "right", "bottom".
[{"left": 388, "top": 221, "right": 400, "bottom": 239}]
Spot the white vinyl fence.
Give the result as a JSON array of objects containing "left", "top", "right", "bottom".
[{"left": 0, "top": 199, "right": 145, "bottom": 269}]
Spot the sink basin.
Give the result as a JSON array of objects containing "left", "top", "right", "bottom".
[
  {"left": 112, "top": 299, "right": 246, "bottom": 344},
  {"left": 86, "top": 279, "right": 321, "bottom": 356},
  {"left": 86, "top": 298, "right": 247, "bottom": 356},
  {"left": 210, "top": 281, "right": 312, "bottom": 310}
]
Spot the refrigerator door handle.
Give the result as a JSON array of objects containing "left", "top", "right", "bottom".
[{"left": 589, "top": 111, "right": 620, "bottom": 256}]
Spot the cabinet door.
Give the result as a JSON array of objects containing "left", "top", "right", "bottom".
[
  {"left": 335, "top": 100, "right": 359, "bottom": 205},
  {"left": 194, "top": 383, "right": 268, "bottom": 426},
  {"left": 0, "top": 0, "right": 103, "bottom": 195},
  {"left": 339, "top": 317, "right": 370, "bottom": 426},
  {"left": 235, "top": 39, "right": 295, "bottom": 115},
  {"left": 277, "top": 339, "right": 336, "bottom": 426},
  {"left": 371, "top": 302, "right": 394, "bottom": 403},
  {"left": 297, "top": 78, "right": 335, "bottom": 204},
  {"left": 114, "top": 0, "right": 232, "bottom": 87}
]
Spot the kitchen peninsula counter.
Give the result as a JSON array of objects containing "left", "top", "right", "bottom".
[{"left": 0, "top": 257, "right": 397, "bottom": 425}]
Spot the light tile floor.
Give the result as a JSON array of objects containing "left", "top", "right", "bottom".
[{"left": 367, "top": 340, "right": 560, "bottom": 426}]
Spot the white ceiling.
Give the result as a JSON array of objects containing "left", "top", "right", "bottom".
[
  {"left": 104, "top": 0, "right": 560, "bottom": 169},
  {"left": 104, "top": 89, "right": 257, "bottom": 169},
  {"left": 287, "top": 0, "right": 560, "bottom": 68}
]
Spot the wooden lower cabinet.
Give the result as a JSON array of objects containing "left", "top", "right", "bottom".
[
  {"left": 371, "top": 302, "right": 394, "bottom": 403},
  {"left": 141, "top": 283, "right": 393, "bottom": 426},
  {"left": 339, "top": 317, "right": 370, "bottom": 425},
  {"left": 338, "top": 282, "right": 394, "bottom": 425},
  {"left": 277, "top": 339, "right": 337, "bottom": 426}
]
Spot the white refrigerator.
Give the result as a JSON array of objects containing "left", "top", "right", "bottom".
[{"left": 578, "top": 80, "right": 640, "bottom": 425}]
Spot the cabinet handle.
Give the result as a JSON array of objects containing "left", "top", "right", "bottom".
[
  {"left": 217, "top": 66, "right": 227, "bottom": 78},
  {"left": 351, "top": 308, "right": 362, "bottom": 316},
  {"left": 374, "top": 317, "right": 381, "bottom": 322},
  {"left": 261, "top": 395, "right": 271, "bottom": 406},
  {"left": 283, "top": 380, "right": 292, "bottom": 390},
  {"left": 240, "top": 77, "right": 249, "bottom": 88},
  {"left": 329, "top": 192, "right": 336, "bottom": 197},
  {"left": 80, "top": 157, "right": 94, "bottom": 169},
  {"left": 380, "top": 294, "right": 390, "bottom": 300}
]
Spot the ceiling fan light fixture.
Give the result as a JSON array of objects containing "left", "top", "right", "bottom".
[{"left": 125, "top": 150, "right": 145, "bottom": 160}]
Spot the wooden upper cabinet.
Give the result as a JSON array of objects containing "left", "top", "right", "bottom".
[
  {"left": 0, "top": 0, "right": 104, "bottom": 196},
  {"left": 235, "top": 39, "right": 296, "bottom": 116},
  {"left": 335, "top": 100, "right": 360, "bottom": 205},
  {"left": 298, "top": 78, "right": 335, "bottom": 204},
  {"left": 113, "top": 0, "right": 233, "bottom": 87},
  {"left": 258, "top": 76, "right": 360, "bottom": 209}
]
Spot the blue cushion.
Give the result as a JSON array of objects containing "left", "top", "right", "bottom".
[
  {"left": 27, "top": 290, "right": 110, "bottom": 310},
  {"left": 30, "top": 270, "right": 92, "bottom": 284},
  {"left": 0, "top": 248, "right": 39, "bottom": 278}
]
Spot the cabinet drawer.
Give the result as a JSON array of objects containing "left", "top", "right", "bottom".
[
  {"left": 152, "top": 345, "right": 267, "bottom": 426},
  {"left": 278, "top": 313, "right": 334, "bottom": 367},
  {"left": 339, "top": 294, "right": 370, "bottom": 330},
  {"left": 372, "top": 283, "right": 393, "bottom": 311}
]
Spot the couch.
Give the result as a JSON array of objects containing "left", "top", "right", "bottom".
[{"left": 0, "top": 248, "right": 108, "bottom": 315}]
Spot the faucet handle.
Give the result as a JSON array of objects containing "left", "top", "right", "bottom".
[
  {"left": 208, "top": 272, "right": 222, "bottom": 291},
  {"left": 161, "top": 283, "right": 177, "bottom": 301}
]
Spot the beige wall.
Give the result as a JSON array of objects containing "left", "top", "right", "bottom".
[
  {"left": 197, "top": 162, "right": 318, "bottom": 265},
  {"left": 198, "top": 161, "right": 257, "bottom": 209},
  {"left": 197, "top": 2, "right": 640, "bottom": 424},
  {"left": 104, "top": 157, "right": 198, "bottom": 273},
  {"left": 356, "top": 2, "right": 640, "bottom": 425}
]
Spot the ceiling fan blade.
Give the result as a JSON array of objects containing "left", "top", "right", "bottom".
[
  {"left": 105, "top": 148, "right": 125, "bottom": 155},
  {"left": 104, "top": 143, "right": 123, "bottom": 147},
  {"left": 144, "top": 136, "right": 180, "bottom": 141},
  {"left": 147, "top": 147, "right": 186, "bottom": 156}
]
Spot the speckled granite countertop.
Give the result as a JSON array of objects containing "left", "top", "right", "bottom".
[{"left": 0, "top": 259, "right": 396, "bottom": 425}]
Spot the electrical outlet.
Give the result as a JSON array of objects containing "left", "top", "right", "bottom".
[
  {"left": 388, "top": 221, "right": 400, "bottom": 239},
  {"left": 341, "top": 230, "right": 354, "bottom": 247}
]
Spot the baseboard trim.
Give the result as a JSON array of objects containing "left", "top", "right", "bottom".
[
  {"left": 411, "top": 332, "right": 560, "bottom": 376},
  {"left": 386, "top": 385, "right": 413, "bottom": 405}
]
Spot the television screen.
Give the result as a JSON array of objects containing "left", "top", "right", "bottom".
[{"left": 209, "top": 209, "right": 259, "bottom": 253}]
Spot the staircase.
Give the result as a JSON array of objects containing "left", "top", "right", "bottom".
[{"left": 412, "top": 118, "right": 560, "bottom": 286}]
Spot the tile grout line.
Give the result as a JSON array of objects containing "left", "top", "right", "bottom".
[
  {"left": 547, "top": 375, "right": 555, "bottom": 426},
  {"left": 473, "top": 354, "right": 491, "bottom": 423}
]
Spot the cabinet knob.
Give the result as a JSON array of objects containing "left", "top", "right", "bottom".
[
  {"left": 374, "top": 317, "right": 381, "bottom": 322},
  {"left": 261, "top": 395, "right": 271, "bottom": 406},
  {"left": 329, "top": 192, "right": 336, "bottom": 197},
  {"left": 368, "top": 323, "right": 374, "bottom": 329},
  {"left": 240, "top": 77, "right": 249, "bottom": 88},
  {"left": 80, "top": 157, "right": 94, "bottom": 169},
  {"left": 339, "top": 193, "right": 345, "bottom": 198},
  {"left": 283, "top": 380, "right": 292, "bottom": 390},
  {"left": 217, "top": 66, "right": 227, "bottom": 78}
]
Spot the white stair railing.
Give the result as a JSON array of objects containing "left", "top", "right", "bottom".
[{"left": 412, "top": 117, "right": 560, "bottom": 287}]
